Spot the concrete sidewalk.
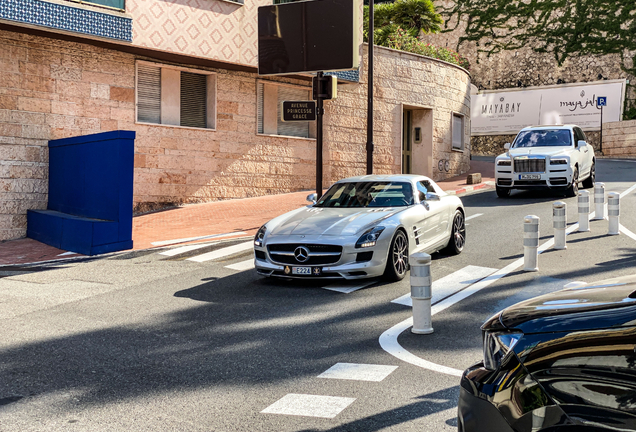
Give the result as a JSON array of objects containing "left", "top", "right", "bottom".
[{"left": 0, "top": 160, "right": 494, "bottom": 266}]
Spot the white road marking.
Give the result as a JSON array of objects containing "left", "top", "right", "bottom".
[
  {"left": 225, "top": 259, "right": 255, "bottom": 271},
  {"left": 391, "top": 265, "right": 496, "bottom": 307},
  {"left": 159, "top": 242, "right": 217, "bottom": 257},
  {"left": 465, "top": 213, "right": 483, "bottom": 221},
  {"left": 151, "top": 231, "right": 247, "bottom": 247},
  {"left": 261, "top": 394, "right": 356, "bottom": 418},
  {"left": 317, "top": 363, "right": 398, "bottom": 382},
  {"left": 56, "top": 252, "right": 77, "bottom": 256},
  {"left": 380, "top": 209, "right": 592, "bottom": 377},
  {"left": 619, "top": 224, "right": 636, "bottom": 242},
  {"left": 186, "top": 241, "right": 253, "bottom": 263},
  {"left": 322, "top": 281, "right": 376, "bottom": 294}
]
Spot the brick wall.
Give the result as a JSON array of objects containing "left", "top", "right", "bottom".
[
  {"left": 603, "top": 120, "right": 636, "bottom": 157},
  {"left": 0, "top": 31, "right": 470, "bottom": 241}
]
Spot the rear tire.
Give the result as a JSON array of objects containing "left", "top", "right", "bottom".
[
  {"left": 496, "top": 186, "right": 511, "bottom": 198},
  {"left": 582, "top": 161, "right": 595, "bottom": 189},
  {"left": 443, "top": 210, "right": 466, "bottom": 255},
  {"left": 383, "top": 230, "right": 409, "bottom": 282},
  {"left": 566, "top": 168, "right": 579, "bottom": 197}
]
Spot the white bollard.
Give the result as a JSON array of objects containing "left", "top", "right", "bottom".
[
  {"left": 523, "top": 215, "right": 539, "bottom": 272},
  {"left": 410, "top": 252, "right": 433, "bottom": 334},
  {"left": 553, "top": 201, "right": 567, "bottom": 250},
  {"left": 578, "top": 190, "right": 590, "bottom": 232},
  {"left": 608, "top": 192, "right": 620, "bottom": 235},
  {"left": 593, "top": 182, "right": 606, "bottom": 220}
]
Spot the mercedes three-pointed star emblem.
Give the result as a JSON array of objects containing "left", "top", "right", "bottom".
[{"left": 294, "top": 246, "right": 310, "bottom": 263}]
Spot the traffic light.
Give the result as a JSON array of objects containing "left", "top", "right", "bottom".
[{"left": 312, "top": 75, "right": 337, "bottom": 100}]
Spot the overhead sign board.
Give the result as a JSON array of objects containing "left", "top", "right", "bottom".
[
  {"left": 281, "top": 101, "right": 316, "bottom": 122},
  {"left": 471, "top": 79, "right": 626, "bottom": 135},
  {"left": 257, "top": 0, "right": 360, "bottom": 75}
]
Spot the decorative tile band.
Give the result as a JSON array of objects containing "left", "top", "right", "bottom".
[
  {"left": 327, "top": 70, "right": 360, "bottom": 83},
  {"left": 0, "top": 0, "right": 132, "bottom": 42}
]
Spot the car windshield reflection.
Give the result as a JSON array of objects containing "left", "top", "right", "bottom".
[
  {"left": 315, "top": 182, "right": 414, "bottom": 208},
  {"left": 513, "top": 129, "right": 573, "bottom": 148}
]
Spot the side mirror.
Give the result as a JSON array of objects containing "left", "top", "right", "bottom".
[
  {"left": 577, "top": 140, "right": 587, "bottom": 148},
  {"left": 425, "top": 192, "right": 441, "bottom": 201},
  {"left": 504, "top": 143, "right": 511, "bottom": 150},
  {"left": 306, "top": 193, "right": 317, "bottom": 204}
]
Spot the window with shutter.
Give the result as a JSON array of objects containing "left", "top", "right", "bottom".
[
  {"left": 257, "top": 82, "right": 264, "bottom": 134},
  {"left": 180, "top": 72, "right": 207, "bottom": 128},
  {"left": 137, "top": 64, "right": 161, "bottom": 124},
  {"left": 277, "top": 86, "right": 311, "bottom": 138},
  {"left": 452, "top": 114, "right": 464, "bottom": 150}
]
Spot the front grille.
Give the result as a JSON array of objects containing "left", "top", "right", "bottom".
[
  {"left": 255, "top": 250, "right": 266, "bottom": 261},
  {"left": 267, "top": 244, "right": 342, "bottom": 265},
  {"left": 514, "top": 158, "right": 546, "bottom": 173}
]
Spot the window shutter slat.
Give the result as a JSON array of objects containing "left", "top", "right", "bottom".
[
  {"left": 180, "top": 72, "right": 207, "bottom": 128},
  {"left": 137, "top": 65, "right": 161, "bottom": 124},
  {"left": 257, "top": 82, "right": 264, "bottom": 134},
  {"left": 277, "top": 86, "right": 310, "bottom": 138}
]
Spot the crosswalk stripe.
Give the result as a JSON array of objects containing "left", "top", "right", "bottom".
[
  {"left": 391, "top": 265, "right": 496, "bottom": 307},
  {"left": 322, "top": 281, "right": 376, "bottom": 294},
  {"left": 151, "top": 231, "right": 247, "bottom": 247},
  {"left": 187, "top": 241, "right": 254, "bottom": 263},
  {"left": 159, "top": 242, "right": 217, "bottom": 257},
  {"left": 225, "top": 259, "right": 255, "bottom": 271}
]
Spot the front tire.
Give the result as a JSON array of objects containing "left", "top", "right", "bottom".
[
  {"left": 443, "top": 210, "right": 466, "bottom": 255},
  {"left": 383, "top": 230, "right": 409, "bottom": 282},
  {"left": 582, "top": 160, "right": 595, "bottom": 189},
  {"left": 566, "top": 168, "right": 579, "bottom": 197},
  {"left": 496, "top": 186, "right": 511, "bottom": 198}
]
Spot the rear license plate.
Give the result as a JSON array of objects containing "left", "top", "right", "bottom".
[
  {"left": 519, "top": 174, "right": 541, "bottom": 180},
  {"left": 292, "top": 267, "right": 311, "bottom": 275}
]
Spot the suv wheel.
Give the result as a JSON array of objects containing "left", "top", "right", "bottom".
[
  {"left": 496, "top": 186, "right": 511, "bottom": 198},
  {"left": 582, "top": 161, "right": 595, "bottom": 189},
  {"left": 566, "top": 168, "right": 579, "bottom": 197}
]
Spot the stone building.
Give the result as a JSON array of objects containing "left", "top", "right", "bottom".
[{"left": 0, "top": 0, "right": 471, "bottom": 241}]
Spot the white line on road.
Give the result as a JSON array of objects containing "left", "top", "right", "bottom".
[
  {"left": 159, "top": 242, "right": 218, "bottom": 257},
  {"left": 322, "top": 281, "right": 376, "bottom": 294},
  {"left": 261, "top": 394, "right": 356, "bottom": 418},
  {"left": 620, "top": 224, "right": 636, "bottom": 242},
  {"left": 317, "top": 363, "right": 398, "bottom": 382},
  {"left": 187, "top": 241, "right": 253, "bottom": 263},
  {"left": 225, "top": 259, "right": 255, "bottom": 271},
  {"left": 151, "top": 232, "right": 247, "bottom": 247},
  {"left": 391, "top": 265, "right": 496, "bottom": 307},
  {"left": 465, "top": 213, "right": 483, "bottom": 221}
]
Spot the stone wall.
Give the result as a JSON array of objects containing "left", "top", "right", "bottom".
[
  {"left": 603, "top": 120, "right": 636, "bottom": 157},
  {"left": 472, "top": 131, "right": 603, "bottom": 156},
  {"left": 0, "top": 31, "right": 470, "bottom": 241}
]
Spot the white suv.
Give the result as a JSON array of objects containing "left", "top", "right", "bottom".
[{"left": 495, "top": 125, "right": 595, "bottom": 198}]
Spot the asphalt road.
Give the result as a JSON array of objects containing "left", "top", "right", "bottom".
[{"left": 2, "top": 159, "right": 636, "bottom": 431}]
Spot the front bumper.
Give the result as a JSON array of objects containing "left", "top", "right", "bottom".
[
  {"left": 495, "top": 166, "right": 573, "bottom": 190},
  {"left": 254, "top": 235, "right": 390, "bottom": 280}
]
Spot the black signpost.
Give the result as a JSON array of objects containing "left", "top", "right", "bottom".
[{"left": 598, "top": 96, "right": 607, "bottom": 154}]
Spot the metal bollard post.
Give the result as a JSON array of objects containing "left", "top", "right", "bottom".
[
  {"left": 410, "top": 252, "right": 433, "bottom": 334},
  {"left": 593, "top": 182, "right": 606, "bottom": 220},
  {"left": 608, "top": 192, "right": 620, "bottom": 235},
  {"left": 578, "top": 190, "right": 590, "bottom": 232},
  {"left": 523, "top": 215, "right": 539, "bottom": 272},
  {"left": 553, "top": 202, "right": 567, "bottom": 250}
]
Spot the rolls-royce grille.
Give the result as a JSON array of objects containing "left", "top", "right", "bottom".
[
  {"left": 514, "top": 158, "right": 545, "bottom": 173},
  {"left": 267, "top": 244, "right": 342, "bottom": 265}
]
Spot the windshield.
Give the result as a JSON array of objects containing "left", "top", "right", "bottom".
[
  {"left": 513, "top": 129, "right": 573, "bottom": 148},
  {"left": 315, "top": 182, "right": 414, "bottom": 208}
]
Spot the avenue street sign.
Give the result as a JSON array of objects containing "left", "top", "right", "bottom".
[{"left": 281, "top": 101, "right": 317, "bottom": 122}]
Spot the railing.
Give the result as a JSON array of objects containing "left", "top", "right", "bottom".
[{"left": 67, "top": 0, "right": 126, "bottom": 11}]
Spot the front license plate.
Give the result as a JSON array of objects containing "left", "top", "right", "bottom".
[
  {"left": 292, "top": 267, "right": 311, "bottom": 275},
  {"left": 519, "top": 174, "right": 541, "bottom": 180}
]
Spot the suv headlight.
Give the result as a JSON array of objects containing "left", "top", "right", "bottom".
[
  {"left": 356, "top": 226, "right": 385, "bottom": 248},
  {"left": 254, "top": 225, "right": 267, "bottom": 247},
  {"left": 550, "top": 158, "right": 568, "bottom": 165},
  {"left": 483, "top": 331, "right": 522, "bottom": 370},
  {"left": 496, "top": 159, "right": 511, "bottom": 166}
]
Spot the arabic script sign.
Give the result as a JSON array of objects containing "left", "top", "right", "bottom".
[{"left": 471, "top": 80, "right": 625, "bottom": 135}]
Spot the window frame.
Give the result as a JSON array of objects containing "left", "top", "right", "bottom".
[
  {"left": 451, "top": 112, "right": 465, "bottom": 152},
  {"left": 256, "top": 80, "right": 316, "bottom": 139},
  {"left": 135, "top": 60, "right": 217, "bottom": 131}
]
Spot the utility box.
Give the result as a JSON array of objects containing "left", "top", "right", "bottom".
[{"left": 27, "top": 130, "right": 135, "bottom": 256}]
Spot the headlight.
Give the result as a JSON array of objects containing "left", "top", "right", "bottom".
[
  {"left": 355, "top": 226, "right": 385, "bottom": 248},
  {"left": 550, "top": 158, "right": 568, "bottom": 165},
  {"left": 496, "top": 159, "right": 511, "bottom": 166},
  {"left": 483, "top": 331, "right": 522, "bottom": 370},
  {"left": 254, "top": 225, "right": 267, "bottom": 247}
]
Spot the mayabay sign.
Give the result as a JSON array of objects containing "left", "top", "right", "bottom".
[{"left": 281, "top": 101, "right": 317, "bottom": 122}]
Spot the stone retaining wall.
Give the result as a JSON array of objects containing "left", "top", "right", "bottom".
[{"left": 603, "top": 120, "right": 636, "bottom": 157}]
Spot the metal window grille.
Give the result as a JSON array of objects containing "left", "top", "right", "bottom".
[
  {"left": 180, "top": 72, "right": 207, "bottom": 128},
  {"left": 137, "top": 64, "right": 161, "bottom": 124}
]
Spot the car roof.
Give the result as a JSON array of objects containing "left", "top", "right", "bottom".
[
  {"left": 519, "top": 124, "right": 577, "bottom": 132},
  {"left": 335, "top": 174, "right": 430, "bottom": 184}
]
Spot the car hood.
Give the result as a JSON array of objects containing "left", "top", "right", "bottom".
[
  {"left": 496, "top": 275, "right": 636, "bottom": 333},
  {"left": 268, "top": 206, "right": 404, "bottom": 237},
  {"left": 504, "top": 148, "right": 571, "bottom": 158}
]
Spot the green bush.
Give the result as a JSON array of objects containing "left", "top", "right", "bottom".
[{"left": 386, "top": 27, "right": 470, "bottom": 70}]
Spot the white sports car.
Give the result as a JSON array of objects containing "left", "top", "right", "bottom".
[{"left": 253, "top": 174, "right": 465, "bottom": 281}]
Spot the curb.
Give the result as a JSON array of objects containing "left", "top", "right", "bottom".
[{"left": 445, "top": 181, "right": 495, "bottom": 195}]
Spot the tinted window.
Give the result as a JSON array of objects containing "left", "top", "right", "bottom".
[
  {"left": 513, "top": 129, "right": 573, "bottom": 148},
  {"left": 315, "top": 182, "right": 414, "bottom": 208}
]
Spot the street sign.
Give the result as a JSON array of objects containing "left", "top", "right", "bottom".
[
  {"left": 597, "top": 96, "right": 607, "bottom": 107},
  {"left": 281, "top": 101, "right": 316, "bottom": 122}
]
